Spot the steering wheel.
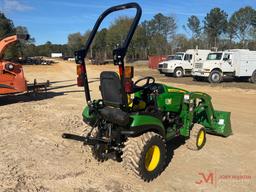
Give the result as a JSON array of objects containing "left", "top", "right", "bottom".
[{"left": 134, "top": 76, "right": 155, "bottom": 91}]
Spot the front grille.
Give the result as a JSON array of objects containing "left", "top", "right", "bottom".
[
  {"left": 163, "top": 63, "right": 168, "bottom": 68},
  {"left": 158, "top": 64, "right": 163, "bottom": 68},
  {"left": 195, "top": 63, "right": 203, "bottom": 69}
]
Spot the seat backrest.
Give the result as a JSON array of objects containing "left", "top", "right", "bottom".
[{"left": 100, "top": 71, "right": 125, "bottom": 107}]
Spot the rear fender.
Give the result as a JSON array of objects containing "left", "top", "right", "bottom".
[
  {"left": 128, "top": 114, "right": 165, "bottom": 137},
  {"left": 82, "top": 105, "right": 97, "bottom": 126}
]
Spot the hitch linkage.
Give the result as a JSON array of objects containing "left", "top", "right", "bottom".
[{"left": 62, "top": 133, "right": 109, "bottom": 146}]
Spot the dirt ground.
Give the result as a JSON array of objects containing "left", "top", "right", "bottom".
[
  {"left": 0, "top": 61, "right": 255, "bottom": 192},
  {"left": 137, "top": 65, "right": 256, "bottom": 90}
]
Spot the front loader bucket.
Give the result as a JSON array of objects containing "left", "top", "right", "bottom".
[{"left": 206, "top": 110, "right": 232, "bottom": 137}]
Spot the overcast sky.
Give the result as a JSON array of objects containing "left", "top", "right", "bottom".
[{"left": 1, "top": 0, "right": 255, "bottom": 45}]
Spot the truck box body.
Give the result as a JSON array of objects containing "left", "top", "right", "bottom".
[
  {"left": 192, "top": 49, "right": 256, "bottom": 82},
  {"left": 187, "top": 49, "right": 210, "bottom": 64},
  {"left": 232, "top": 50, "right": 256, "bottom": 76}
]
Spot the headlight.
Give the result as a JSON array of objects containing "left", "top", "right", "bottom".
[
  {"left": 5, "top": 63, "right": 14, "bottom": 71},
  {"left": 184, "top": 94, "right": 190, "bottom": 103}
]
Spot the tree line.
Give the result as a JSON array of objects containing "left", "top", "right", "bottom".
[{"left": 0, "top": 6, "right": 255, "bottom": 61}]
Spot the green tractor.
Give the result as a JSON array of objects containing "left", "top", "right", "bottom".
[{"left": 63, "top": 3, "right": 232, "bottom": 182}]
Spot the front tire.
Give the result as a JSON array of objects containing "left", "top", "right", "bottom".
[
  {"left": 122, "top": 132, "right": 167, "bottom": 182},
  {"left": 208, "top": 70, "right": 222, "bottom": 83},
  {"left": 174, "top": 68, "right": 184, "bottom": 78},
  {"left": 249, "top": 70, "right": 256, "bottom": 83},
  {"left": 186, "top": 124, "right": 206, "bottom": 150}
]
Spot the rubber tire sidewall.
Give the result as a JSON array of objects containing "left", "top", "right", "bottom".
[
  {"left": 250, "top": 70, "right": 256, "bottom": 83},
  {"left": 90, "top": 128, "right": 108, "bottom": 162},
  {"left": 196, "top": 128, "right": 206, "bottom": 150},
  {"left": 139, "top": 135, "right": 167, "bottom": 181},
  {"left": 209, "top": 70, "right": 222, "bottom": 83},
  {"left": 186, "top": 124, "right": 206, "bottom": 151},
  {"left": 174, "top": 68, "right": 183, "bottom": 78}
]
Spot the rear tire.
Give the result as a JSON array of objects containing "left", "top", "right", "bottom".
[
  {"left": 186, "top": 124, "right": 206, "bottom": 150},
  {"left": 249, "top": 70, "right": 256, "bottom": 83},
  {"left": 208, "top": 70, "right": 222, "bottom": 83},
  {"left": 90, "top": 129, "right": 108, "bottom": 162},
  {"left": 174, "top": 68, "right": 184, "bottom": 78},
  {"left": 122, "top": 132, "right": 167, "bottom": 182}
]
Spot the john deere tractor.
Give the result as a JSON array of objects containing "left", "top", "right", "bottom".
[{"left": 63, "top": 3, "right": 232, "bottom": 182}]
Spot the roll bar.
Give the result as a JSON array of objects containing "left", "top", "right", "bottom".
[{"left": 75, "top": 2, "right": 142, "bottom": 104}]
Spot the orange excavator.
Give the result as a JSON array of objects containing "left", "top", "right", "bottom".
[{"left": 0, "top": 34, "right": 49, "bottom": 95}]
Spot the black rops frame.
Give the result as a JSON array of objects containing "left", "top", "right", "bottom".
[{"left": 74, "top": 2, "right": 142, "bottom": 105}]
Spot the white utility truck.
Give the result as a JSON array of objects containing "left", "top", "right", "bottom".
[
  {"left": 161, "top": 49, "right": 211, "bottom": 77},
  {"left": 158, "top": 55, "right": 175, "bottom": 73},
  {"left": 192, "top": 49, "right": 256, "bottom": 83}
]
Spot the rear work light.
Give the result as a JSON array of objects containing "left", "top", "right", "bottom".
[
  {"left": 77, "top": 65, "right": 83, "bottom": 75},
  {"left": 76, "top": 64, "right": 85, "bottom": 87},
  {"left": 124, "top": 66, "right": 134, "bottom": 78},
  {"left": 124, "top": 78, "right": 133, "bottom": 93},
  {"left": 77, "top": 76, "right": 84, "bottom": 87},
  {"left": 124, "top": 66, "right": 134, "bottom": 93}
]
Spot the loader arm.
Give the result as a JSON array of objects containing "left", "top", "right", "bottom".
[
  {"left": 191, "top": 92, "right": 232, "bottom": 137},
  {"left": 191, "top": 92, "right": 216, "bottom": 124}
]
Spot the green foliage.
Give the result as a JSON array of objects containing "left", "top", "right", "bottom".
[
  {"left": 93, "top": 28, "right": 108, "bottom": 59},
  {"left": 0, "top": 12, "right": 15, "bottom": 38},
  {"left": 28, "top": 43, "right": 72, "bottom": 57},
  {"left": 0, "top": 12, "right": 17, "bottom": 59},
  {"left": 187, "top": 15, "right": 201, "bottom": 38},
  {"left": 107, "top": 16, "right": 132, "bottom": 48},
  {"left": 171, "top": 34, "right": 191, "bottom": 52},
  {"left": 141, "top": 14, "right": 176, "bottom": 56},
  {"left": 204, "top": 8, "right": 228, "bottom": 47},
  {"left": 142, "top": 13, "right": 177, "bottom": 41},
  {"left": 2, "top": 6, "right": 256, "bottom": 62},
  {"left": 229, "top": 6, "right": 256, "bottom": 42},
  {"left": 68, "top": 32, "right": 84, "bottom": 52}
]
